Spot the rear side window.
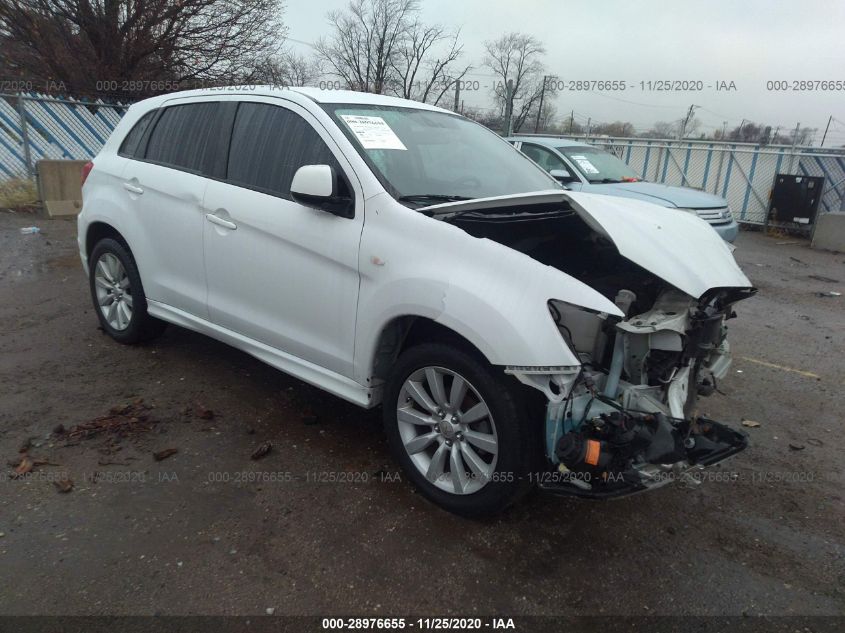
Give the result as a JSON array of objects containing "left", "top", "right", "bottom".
[
  {"left": 521, "top": 144, "right": 567, "bottom": 173},
  {"left": 144, "top": 102, "right": 219, "bottom": 173},
  {"left": 118, "top": 110, "right": 156, "bottom": 158},
  {"left": 227, "top": 102, "right": 343, "bottom": 198}
]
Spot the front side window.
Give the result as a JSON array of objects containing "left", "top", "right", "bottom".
[
  {"left": 521, "top": 144, "right": 568, "bottom": 173},
  {"left": 227, "top": 102, "right": 344, "bottom": 199},
  {"left": 118, "top": 110, "right": 156, "bottom": 158},
  {"left": 557, "top": 146, "right": 640, "bottom": 183},
  {"left": 144, "top": 102, "right": 219, "bottom": 172},
  {"left": 322, "top": 104, "right": 556, "bottom": 204}
]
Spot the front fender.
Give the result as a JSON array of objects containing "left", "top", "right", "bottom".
[{"left": 354, "top": 196, "right": 623, "bottom": 384}]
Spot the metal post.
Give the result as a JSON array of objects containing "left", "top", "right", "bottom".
[
  {"left": 17, "top": 96, "right": 34, "bottom": 178},
  {"left": 568, "top": 110, "right": 574, "bottom": 134},
  {"left": 453, "top": 79, "right": 460, "bottom": 114},
  {"left": 713, "top": 145, "right": 726, "bottom": 194},
  {"left": 654, "top": 145, "right": 664, "bottom": 181},
  {"left": 787, "top": 122, "right": 800, "bottom": 173}
]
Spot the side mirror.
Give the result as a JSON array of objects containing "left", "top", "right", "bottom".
[
  {"left": 290, "top": 164, "right": 354, "bottom": 218},
  {"left": 550, "top": 168, "right": 577, "bottom": 184}
]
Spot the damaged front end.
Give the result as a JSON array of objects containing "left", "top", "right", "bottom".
[
  {"left": 429, "top": 190, "right": 757, "bottom": 498},
  {"left": 518, "top": 285, "right": 754, "bottom": 498}
]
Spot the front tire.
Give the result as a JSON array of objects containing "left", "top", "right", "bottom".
[
  {"left": 383, "top": 343, "right": 533, "bottom": 517},
  {"left": 88, "top": 238, "right": 165, "bottom": 344}
]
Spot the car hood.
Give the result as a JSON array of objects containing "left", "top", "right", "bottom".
[
  {"left": 587, "top": 181, "right": 727, "bottom": 209},
  {"left": 424, "top": 190, "right": 752, "bottom": 299}
]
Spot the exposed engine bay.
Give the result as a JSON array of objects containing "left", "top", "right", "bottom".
[{"left": 446, "top": 201, "right": 755, "bottom": 498}]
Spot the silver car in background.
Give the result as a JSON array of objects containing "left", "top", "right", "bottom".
[{"left": 508, "top": 136, "right": 740, "bottom": 242}]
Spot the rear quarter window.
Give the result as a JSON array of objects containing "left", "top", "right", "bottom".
[
  {"left": 118, "top": 110, "right": 156, "bottom": 158},
  {"left": 144, "top": 102, "right": 219, "bottom": 173}
]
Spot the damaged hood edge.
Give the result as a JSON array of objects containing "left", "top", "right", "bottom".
[{"left": 425, "top": 190, "right": 753, "bottom": 299}]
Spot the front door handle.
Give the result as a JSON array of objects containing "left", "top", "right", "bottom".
[
  {"left": 123, "top": 182, "right": 144, "bottom": 195},
  {"left": 205, "top": 213, "right": 237, "bottom": 230}
]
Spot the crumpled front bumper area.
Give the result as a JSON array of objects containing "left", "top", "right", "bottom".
[{"left": 539, "top": 409, "right": 748, "bottom": 499}]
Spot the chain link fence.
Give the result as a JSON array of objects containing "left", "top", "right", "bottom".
[
  {"left": 0, "top": 93, "right": 128, "bottom": 181},
  {"left": 523, "top": 134, "right": 845, "bottom": 226},
  {"left": 2, "top": 93, "right": 845, "bottom": 228}
]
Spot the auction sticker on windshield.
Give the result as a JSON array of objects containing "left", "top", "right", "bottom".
[
  {"left": 571, "top": 155, "right": 600, "bottom": 174},
  {"left": 340, "top": 115, "right": 407, "bottom": 150}
]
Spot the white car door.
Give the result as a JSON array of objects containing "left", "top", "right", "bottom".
[
  {"left": 121, "top": 100, "right": 224, "bottom": 318},
  {"left": 202, "top": 99, "right": 364, "bottom": 378}
]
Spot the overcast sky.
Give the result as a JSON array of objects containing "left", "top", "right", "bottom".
[{"left": 285, "top": 0, "right": 845, "bottom": 144}]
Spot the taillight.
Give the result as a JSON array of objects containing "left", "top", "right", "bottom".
[{"left": 81, "top": 161, "right": 94, "bottom": 186}]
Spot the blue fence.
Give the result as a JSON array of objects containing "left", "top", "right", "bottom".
[
  {"left": 2, "top": 93, "right": 844, "bottom": 227},
  {"left": 521, "top": 134, "right": 845, "bottom": 225},
  {"left": 0, "top": 93, "right": 128, "bottom": 180}
]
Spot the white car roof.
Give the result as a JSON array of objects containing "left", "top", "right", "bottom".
[
  {"left": 507, "top": 136, "right": 591, "bottom": 149},
  {"left": 289, "top": 87, "right": 451, "bottom": 112},
  {"left": 131, "top": 85, "right": 452, "bottom": 114}
]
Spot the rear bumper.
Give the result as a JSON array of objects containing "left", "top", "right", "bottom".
[{"left": 710, "top": 219, "right": 739, "bottom": 243}]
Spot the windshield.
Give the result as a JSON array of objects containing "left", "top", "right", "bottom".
[
  {"left": 323, "top": 104, "right": 558, "bottom": 204},
  {"left": 558, "top": 146, "right": 640, "bottom": 183}
]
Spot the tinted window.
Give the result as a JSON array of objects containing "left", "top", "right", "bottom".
[
  {"left": 118, "top": 110, "right": 156, "bottom": 157},
  {"left": 144, "top": 103, "right": 219, "bottom": 172},
  {"left": 521, "top": 144, "right": 567, "bottom": 173},
  {"left": 227, "top": 103, "right": 343, "bottom": 198}
]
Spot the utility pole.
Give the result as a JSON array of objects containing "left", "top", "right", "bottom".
[
  {"left": 737, "top": 118, "right": 747, "bottom": 141},
  {"left": 503, "top": 79, "right": 514, "bottom": 136},
  {"left": 568, "top": 110, "right": 574, "bottom": 134},
  {"left": 534, "top": 75, "right": 548, "bottom": 133},
  {"left": 679, "top": 104, "right": 698, "bottom": 139},
  {"left": 453, "top": 79, "right": 460, "bottom": 114},
  {"left": 821, "top": 115, "right": 833, "bottom": 147},
  {"left": 721, "top": 120, "right": 727, "bottom": 140},
  {"left": 586, "top": 117, "right": 591, "bottom": 137}
]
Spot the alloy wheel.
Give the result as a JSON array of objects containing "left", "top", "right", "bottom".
[
  {"left": 396, "top": 366, "right": 499, "bottom": 495},
  {"left": 94, "top": 252, "right": 133, "bottom": 331}
]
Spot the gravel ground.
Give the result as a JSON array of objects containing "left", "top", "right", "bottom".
[{"left": 0, "top": 212, "right": 843, "bottom": 623}]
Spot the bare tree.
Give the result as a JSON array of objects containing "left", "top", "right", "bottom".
[
  {"left": 315, "top": 0, "right": 418, "bottom": 93},
  {"left": 483, "top": 32, "right": 548, "bottom": 133},
  {"left": 390, "top": 23, "right": 469, "bottom": 105},
  {"left": 255, "top": 50, "right": 320, "bottom": 87},
  {"left": 0, "top": 0, "right": 286, "bottom": 99},
  {"left": 641, "top": 121, "right": 678, "bottom": 139},
  {"left": 593, "top": 121, "right": 635, "bottom": 137},
  {"left": 315, "top": 0, "right": 468, "bottom": 104}
]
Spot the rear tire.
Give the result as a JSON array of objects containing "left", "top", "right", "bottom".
[
  {"left": 383, "top": 343, "right": 533, "bottom": 517},
  {"left": 88, "top": 238, "right": 166, "bottom": 344}
]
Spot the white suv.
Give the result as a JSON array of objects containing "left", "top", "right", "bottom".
[{"left": 79, "top": 86, "right": 754, "bottom": 516}]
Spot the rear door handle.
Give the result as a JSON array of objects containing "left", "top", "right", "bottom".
[
  {"left": 123, "top": 182, "right": 144, "bottom": 195},
  {"left": 205, "top": 213, "right": 237, "bottom": 230}
]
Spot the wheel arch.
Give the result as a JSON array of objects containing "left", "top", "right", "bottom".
[
  {"left": 85, "top": 221, "right": 129, "bottom": 262},
  {"left": 368, "top": 315, "right": 493, "bottom": 388}
]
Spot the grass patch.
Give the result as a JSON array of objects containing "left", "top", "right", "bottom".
[{"left": 0, "top": 177, "right": 38, "bottom": 210}]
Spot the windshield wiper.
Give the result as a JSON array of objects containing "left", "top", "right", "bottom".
[
  {"left": 588, "top": 178, "right": 623, "bottom": 184},
  {"left": 397, "top": 194, "right": 475, "bottom": 206}
]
